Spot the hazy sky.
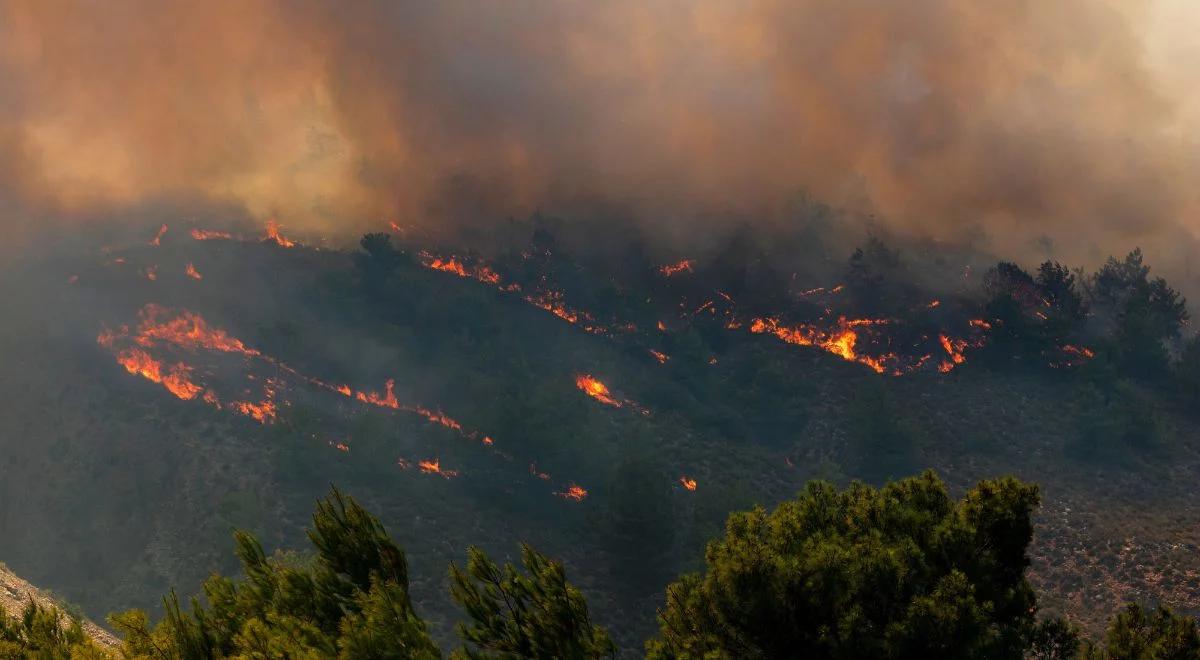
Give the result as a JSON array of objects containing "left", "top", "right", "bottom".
[{"left": 1, "top": 0, "right": 1197, "bottom": 262}]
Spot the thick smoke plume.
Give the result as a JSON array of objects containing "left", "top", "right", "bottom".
[{"left": 1, "top": 0, "right": 1197, "bottom": 262}]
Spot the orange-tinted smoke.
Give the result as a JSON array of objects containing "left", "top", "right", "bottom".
[{"left": 0, "top": 0, "right": 1197, "bottom": 258}]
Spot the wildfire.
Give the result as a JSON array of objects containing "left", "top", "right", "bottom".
[
  {"left": 354, "top": 379, "right": 465, "bottom": 431},
  {"left": 1061, "top": 344, "right": 1095, "bottom": 359},
  {"left": 555, "top": 484, "right": 588, "bottom": 501},
  {"left": 112, "top": 348, "right": 203, "bottom": 401},
  {"left": 749, "top": 316, "right": 889, "bottom": 374},
  {"left": 937, "top": 334, "right": 970, "bottom": 373},
  {"left": 134, "top": 304, "right": 261, "bottom": 357},
  {"left": 191, "top": 228, "right": 233, "bottom": 241},
  {"left": 679, "top": 476, "right": 697, "bottom": 491},
  {"left": 230, "top": 398, "right": 277, "bottom": 424},
  {"left": 185, "top": 263, "right": 202, "bottom": 280},
  {"left": 575, "top": 374, "right": 622, "bottom": 407},
  {"left": 658, "top": 259, "right": 694, "bottom": 277},
  {"left": 648, "top": 349, "right": 669, "bottom": 364},
  {"left": 428, "top": 255, "right": 468, "bottom": 277},
  {"left": 262, "top": 219, "right": 296, "bottom": 247},
  {"left": 142, "top": 266, "right": 157, "bottom": 281},
  {"left": 149, "top": 224, "right": 168, "bottom": 246},
  {"left": 928, "top": 300, "right": 941, "bottom": 308},
  {"left": 969, "top": 319, "right": 993, "bottom": 330},
  {"left": 418, "top": 458, "right": 459, "bottom": 478}
]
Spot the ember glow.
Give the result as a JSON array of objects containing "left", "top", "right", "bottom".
[
  {"left": 418, "top": 458, "right": 459, "bottom": 479},
  {"left": 191, "top": 228, "right": 233, "bottom": 241},
  {"left": 555, "top": 484, "right": 588, "bottom": 502},
  {"left": 938, "top": 334, "right": 968, "bottom": 373},
  {"left": 657, "top": 259, "right": 693, "bottom": 277},
  {"left": 679, "top": 476, "right": 697, "bottom": 491},
  {"left": 648, "top": 349, "right": 669, "bottom": 364},
  {"left": 149, "top": 224, "right": 168, "bottom": 246},
  {"left": 185, "top": 263, "right": 202, "bottom": 280},
  {"left": 354, "top": 379, "right": 464, "bottom": 431}
]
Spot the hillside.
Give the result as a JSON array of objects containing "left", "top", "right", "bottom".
[
  {"left": 0, "top": 563, "right": 119, "bottom": 649},
  {"left": 0, "top": 218, "right": 1197, "bottom": 650}
]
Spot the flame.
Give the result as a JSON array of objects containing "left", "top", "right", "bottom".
[
  {"left": 112, "top": 348, "right": 203, "bottom": 400},
  {"left": 928, "top": 300, "right": 941, "bottom": 308},
  {"left": 230, "top": 398, "right": 277, "bottom": 424},
  {"left": 658, "top": 259, "right": 694, "bottom": 276},
  {"left": 419, "top": 251, "right": 504, "bottom": 286},
  {"left": 555, "top": 484, "right": 588, "bottom": 501},
  {"left": 679, "top": 476, "right": 697, "bottom": 491},
  {"left": 418, "top": 458, "right": 459, "bottom": 478},
  {"left": 749, "top": 316, "right": 889, "bottom": 374},
  {"left": 190, "top": 228, "right": 233, "bottom": 241},
  {"left": 149, "top": 224, "right": 168, "bottom": 246},
  {"left": 935, "top": 334, "right": 978, "bottom": 373},
  {"left": 648, "top": 349, "right": 669, "bottom": 364},
  {"left": 969, "top": 319, "right": 993, "bottom": 330},
  {"left": 1061, "top": 344, "right": 1095, "bottom": 359},
  {"left": 142, "top": 266, "right": 157, "bottom": 281},
  {"left": 657, "top": 320, "right": 667, "bottom": 332},
  {"left": 575, "top": 374, "right": 622, "bottom": 407},
  {"left": 354, "top": 379, "right": 464, "bottom": 431},
  {"left": 185, "top": 263, "right": 202, "bottom": 280},
  {"left": 262, "top": 219, "right": 296, "bottom": 247},
  {"left": 134, "top": 304, "right": 261, "bottom": 357}
]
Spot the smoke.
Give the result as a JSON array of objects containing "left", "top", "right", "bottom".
[{"left": 1, "top": 0, "right": 1198, "bottom": 262}]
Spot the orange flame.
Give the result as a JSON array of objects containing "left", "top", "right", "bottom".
[
  {"left": 657, "top": 259, "right": 694, "bottom": 276},
  {"left": 185, "top": 263, "right": 202, "bottom": 280},
  {"left": 575, "top": 374, "right": 622, "bottom": 407},
  {"left": 679, "top": 476, "right": 697, "bottom": 491},
  {"left": 190, "top": 228, "right": 233, "bottom": 241},
  {"left": 418, "top": 458, "right": 459, "bottom": 478},
  {"left": 262, "top": 219, "right": 296, "bottom": 247},
  {"left": 134, "top": 304, "right": 261, "bottom": 357},
  {"left": 969, "top": 319, "right": 993, "bottom": 330},
  {"left": 149, "top": 224, "right": 168, "bottom": 246},
  {"left": 749, "top": 316, "right": 889, "bottom": 374},
  {"left": 112, "top": 348, "right": 203, "bottom": 401},
  {"left": 555, "top": 484, "right": 588, "bottom": 501},
  {"left": 230, "top": 398, "right": 277, "bottom": 424},
  {"left": 354, "top": 379, "right": 465, "bottom": 431},
  {"left": 649, "top": 349, "right": 669, "bottom": 364}
]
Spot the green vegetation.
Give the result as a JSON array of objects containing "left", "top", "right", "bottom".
[
  {"left": 5, "top": 220, "right": 1200, "bottom": 653},
  {"left": 0, "top": 600, "right": 107, "bottom": 659},
  {"left": 11, "top": 477, "right": 1199, "bottom": 658}
]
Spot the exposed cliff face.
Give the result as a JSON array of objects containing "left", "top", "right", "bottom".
[{"left": 0, "top": 563, "right": 119, "bottom": 649}]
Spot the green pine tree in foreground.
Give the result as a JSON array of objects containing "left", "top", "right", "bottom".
[{"left": 3, "top": 476, "right": 1198, "bottom": 659}]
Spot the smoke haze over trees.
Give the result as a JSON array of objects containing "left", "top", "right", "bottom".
[{"left": 1, "top": 0, "right": 1199, "bottom": 275}]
